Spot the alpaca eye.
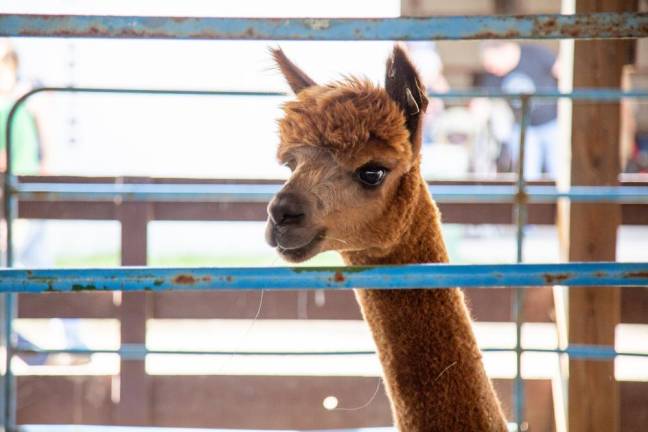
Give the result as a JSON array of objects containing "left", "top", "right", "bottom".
[
  {"left": 356, "top": 165, "right": 388, "bottom": 187},
  {"left": 283, "top": 159, "right": 296, "bottom": 171}
]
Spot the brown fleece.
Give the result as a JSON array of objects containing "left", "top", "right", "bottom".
[
  {"left": 343, "top": 171, "right": 508, "bottom": 431},
  {"left": 278, "top": 78, "right": 413, "bottom": 168},
  {"left": 271, "top": 45, "right": 508, "bottom": 431}
]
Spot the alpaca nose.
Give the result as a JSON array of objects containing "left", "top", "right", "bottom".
[{"left": 269, "top": 192, "right": 306, "bottom": 226}]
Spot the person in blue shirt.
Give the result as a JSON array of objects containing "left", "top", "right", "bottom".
[{"left": 477, "top": 41, "right": 560, "bottom": 179}]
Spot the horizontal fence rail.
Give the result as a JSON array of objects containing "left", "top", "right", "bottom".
[
  {"left": 17, "top": 427, "right": 398, "bottom": 432},
  {"left": 12, "top": 344, "right": 648, "bottom": 360},
  {"left": 1, "top": 13, "right": 647, "bottom": 40},
  {"left": 0, "top": 263, "right": 647, "bottom": 293},
  {"left": 16, "top": 426, "right": 397, "bottom": 432},
  {"left": 11, "top": 182, "right": 648, "bottom": 203},
  {"left": 8, "top": 86, "right": 648, "bottom": 103}
]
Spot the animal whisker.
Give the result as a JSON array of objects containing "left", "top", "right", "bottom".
[
  {"left": 322, "top": 235, "right": 349, "bottom": 245},
  {"left": 334, "top": 377, "right": 383, "bottom": 411},
  {"left": 216, "top": 289, "right": 264, "bottom": 373}
]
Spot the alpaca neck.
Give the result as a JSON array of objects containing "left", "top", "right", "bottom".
[{"left": 342, "top": 179, "right": 507, "bottom": 431}]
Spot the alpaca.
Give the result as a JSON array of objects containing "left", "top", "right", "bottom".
[{"left": 265, "top": 45, "right": 508, "bottom": 431}]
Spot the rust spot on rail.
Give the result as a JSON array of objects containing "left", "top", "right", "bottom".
[
  {"left": 333, "top": 271, "right": 345, "bottom": 283},
  {"left": 471, "top": 29, "right": 521, "bottom": 40},
  {"left": 172, "top": 274, "right": 216, "bottom": 284},
  {"left": 543, "top": 273, "right": 572, "bottom": 284},
  {"left": 625, "top": 271, "right": 648, "bottom": 278},
  {"left": 72, "top": 284, "right": 96, "bottom": 291},
  {"left": 21, "top": 25, "right": 266, "bottom": 40},
  {"left": 531, "top": 14, "right": 646, "bottom": 39},
  {"left": 173, "top": 274, "right": 198, "bottom": 284}
]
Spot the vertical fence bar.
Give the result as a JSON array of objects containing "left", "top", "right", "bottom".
[
  {"left": 3, "top": 89, "right": 18, "bottom": 432},
  {"left": 1, "top": 170, "right": 7, "bottom": 432},
  {"left": 2, "top": 293, "right": 15, "bottom": 432},
  {"left": 4, "top": 102, "right": 19, "bottom": 268},
  {"left": 513, "top": 95, "right": 531, "bottom": 431},
  {"left": 0, "top": 290, "right": 3, "bottom": 431}
]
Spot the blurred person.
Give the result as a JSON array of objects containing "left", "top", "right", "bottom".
[
  {"left": 476, "top": 41, "right": 560, "bottom": 179},
  {"left": 0, "top": 39, "right": 51, "bottom": 268},
  {"left": 407, "top": 42, "right": 471, "bottom": 181},
  {"left": 407, "top": 43, "right": 466, "bottom": 258},
  {"left": 622, "top": 70, "right": 648, "bottom": 173},
  {"left": 0, "top": 41, "right": 86, "bottom": 367},
  {"left": 0, "top": 40, "right": 70, "bottom": 366},
  {"left": 407, "top": 42, "right": 449, "bottom": 144},
  {"left": 0, "top": 39, "right": 41, "bottom": 176},
  {"left": 469, "top": 93, "right": 516, "bottom": 176}
]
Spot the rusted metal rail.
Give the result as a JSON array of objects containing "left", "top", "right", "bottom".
[
  {"left": 0, "top": 13, "right": 647, "bottom": 40},
  {"left": 0, "top": 262, "right": 646, "bottom": 293}
]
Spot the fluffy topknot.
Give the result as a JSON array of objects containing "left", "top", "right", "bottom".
[{"left": 277, "top": 78, "right": 411, "bottom": 166}]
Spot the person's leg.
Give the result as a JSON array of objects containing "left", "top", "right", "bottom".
[
  {"left": 538, "top": 119, "right": 560, "bottom": 180},
  {"left": 506, "top": 123, "right": 521, "bottom": 173},
  {"left": 522, "top": 126, "right": 543, "bottom": 180},
  {"left": 507, "top": 123, "right": 542, "bottom": 179}
]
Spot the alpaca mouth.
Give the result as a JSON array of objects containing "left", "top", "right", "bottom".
[{"left": 276, "top": 229, "right": 326, "bottom": 262}]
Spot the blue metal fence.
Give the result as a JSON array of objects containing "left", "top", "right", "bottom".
[
  {"left": 1, "top": 262, "right": 647, "bottom": 293},
  {"left": 1, "top": 10, "right": 648, "bottom": 432},
  {"left": 1, "top": 13, "right": 647, "bottom": 40}
]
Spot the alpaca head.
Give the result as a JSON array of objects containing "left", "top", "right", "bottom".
[{"left": 265, "top": 44, "right": 429, "bottom": 262}]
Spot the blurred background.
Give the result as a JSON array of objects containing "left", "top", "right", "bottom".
[{"left": 1, "top": 0, "right": 647, "bottom": 431}]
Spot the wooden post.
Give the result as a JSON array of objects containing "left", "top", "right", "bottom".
[
  {"left": 567, "top": 1, "right": 636, "bottom": 431},
  {"left": 115, "top": 200, "right": 153, "bottom": 425}
]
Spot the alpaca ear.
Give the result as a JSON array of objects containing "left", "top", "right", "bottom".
[
  {"left": 385, "top": 44, "right": 429, "bottom": 154},
  {"left": 271, "top": 47, "right": 317, "bottom": 94}
]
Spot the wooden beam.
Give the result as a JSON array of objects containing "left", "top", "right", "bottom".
[
  {"left": 15, "top": 197, "right": 648, "bottom": 226},
  {"left": 15, "top": 376, "right": 648, "bottom": 430},
  {"left": 567, "top": 1, "right": 636, "bottom": 431},
  {"left": 14, "top": 176, "right": 648, "bottom": 225},
  {"left": 153, "top": 287, "right": 554, "bottom": 322},
  {"left": 114, "top": 201, "right": 153, "bottom": 425}
]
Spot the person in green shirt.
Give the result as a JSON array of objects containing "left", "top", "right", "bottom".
[
  {"left": 0, "top": 40, "right": 41, "bottom": 175},
  {"left": 0, "top": 40, "right": 51, "bottom": 270}
]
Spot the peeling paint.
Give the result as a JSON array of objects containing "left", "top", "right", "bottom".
[
  {"left": 292, "top": 266, "right": 370, "bottom": 274},
  {"left": 304, "top": 18, "right": 331, "bottom": 31},
  {"left": 71, "top": 284, "right": 96, "bottom": 291}
]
